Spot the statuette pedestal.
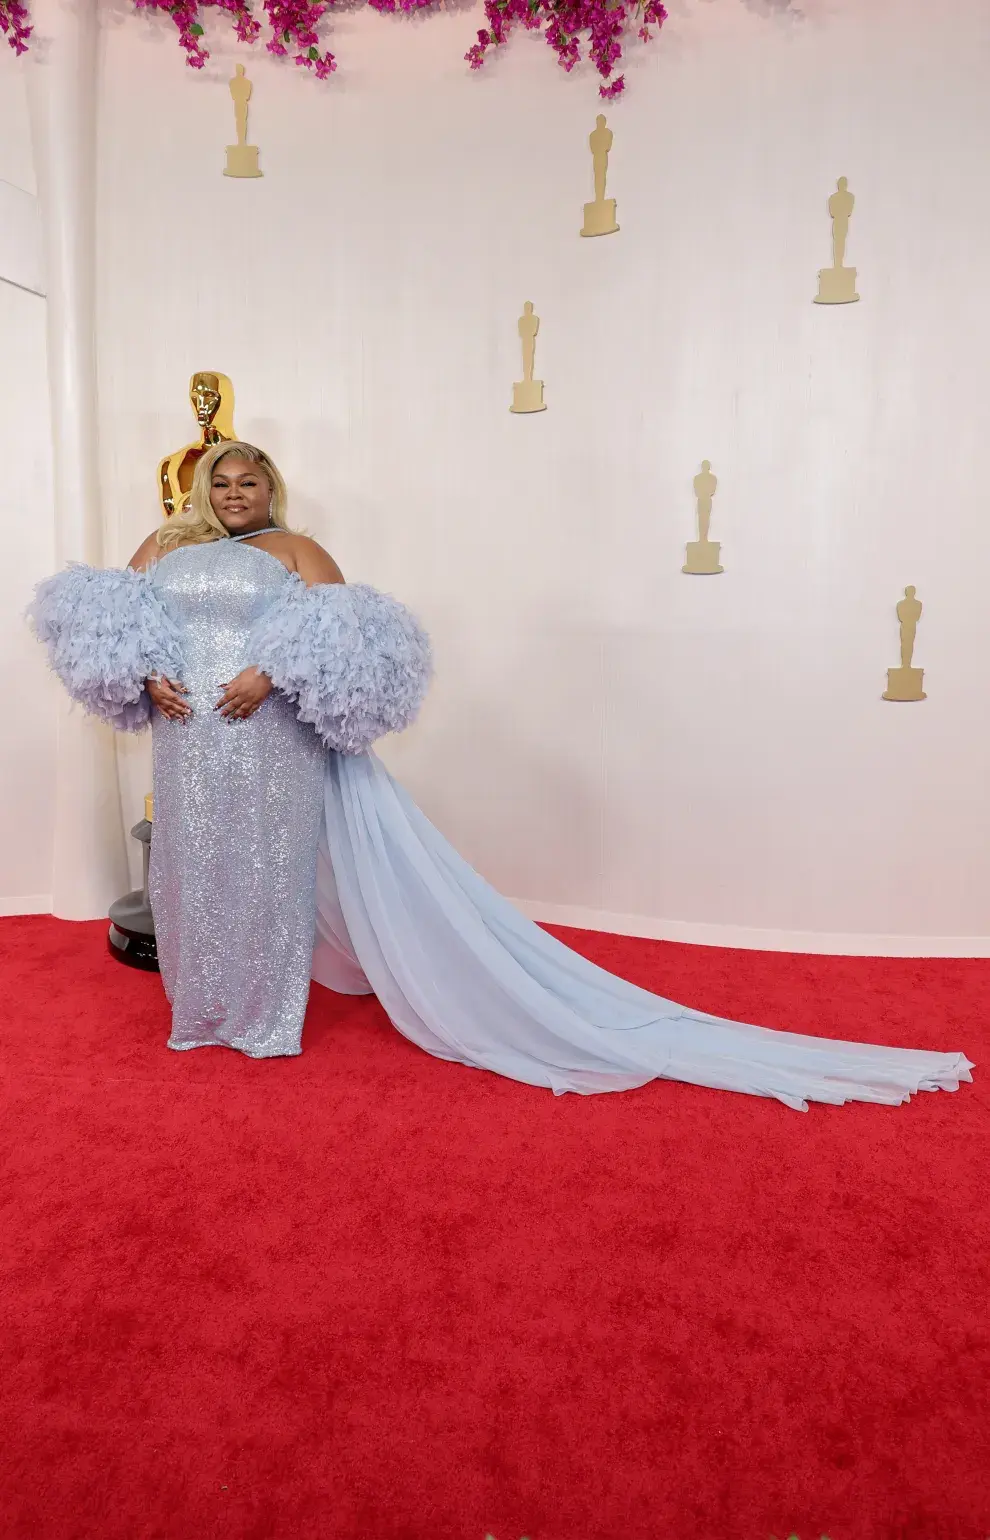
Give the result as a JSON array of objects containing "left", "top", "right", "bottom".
[
  {"left": 510, "top": 379, "right": 547, "bottom": 414},
  {"left": 108, "top": 795, "right": 158, "bottom": 971},
  {"left": 815, "top": 266, "right": 859, "bottom": 305},
  {"left": 883, "top": 667, "right": 926, "bottom": 702},
  {"left": 581, "top": 198, "right": 618, "bottom": 238},
  {"left": 682, "top": 540, "right": 723, "bottom": 576},
  {"left": 224, "top": 143, "right": 262, "bottom": 179}
]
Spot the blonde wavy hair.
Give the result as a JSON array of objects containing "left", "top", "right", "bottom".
[{"left": 156, "top": 441, "right": 291, "bottom": 550}]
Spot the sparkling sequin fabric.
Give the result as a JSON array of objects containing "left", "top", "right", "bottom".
[{"left": 149, "top": 541, "right": 326, "bottom": 1057}]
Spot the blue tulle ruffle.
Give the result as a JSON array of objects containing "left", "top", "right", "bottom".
[
  {"left": 27, "top": 563, "right": 185, "bottom": 732},
  {"left": 249, "top": 576, "right": 432, "bottom": 754}
]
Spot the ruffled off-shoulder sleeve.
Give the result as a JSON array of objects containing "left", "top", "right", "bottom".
[
  {"left": 249, "top": 578, "right": 433, "bottom": 755},
  {"left": 27, "top": 564, "right": 185, "bottom": 733}
]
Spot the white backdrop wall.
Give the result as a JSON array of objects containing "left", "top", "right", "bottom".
[
  {"left": 5, "top": 0, "right": 990, "bottom": 950},
  {"left": 0, "top": 48, "right": 56, "bottom": 915}
]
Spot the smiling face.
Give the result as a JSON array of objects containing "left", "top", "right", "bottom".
[{"left": 208, "top": 455, "right": 272, "bottom": 534}]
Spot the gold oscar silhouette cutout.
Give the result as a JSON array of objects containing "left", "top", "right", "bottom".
[
  {"left": 882, "top": 586, "right": 926, "bottom": 701},
  {"left": 682, "top": 460, "right": 723, "bottom": 574},
  {"left": 510, "top": 302, "right": 547, "bottom": 414},
  {"left": 580, "top": 115, "right": 619, "bottom": 238},
  {"left": 157, "top": 372, "right": 237, "bottom": 517},
  {"left": 814, "top": 177, "right": 859, "bottom": 304},
  {"left": 224, "top": 64, "right": 262, "bottom": 179}
]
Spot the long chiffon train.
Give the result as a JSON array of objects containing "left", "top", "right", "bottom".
[
  {"left": 33, "top": 551, "right": 971, "bottom": 1104},
  {"left": 312, "top": 751, "right": 975, "bottom": 1110}
]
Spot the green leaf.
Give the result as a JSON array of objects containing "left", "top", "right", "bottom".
[
  {"left": 307, "top": 44, "right": 318, "bottom": 57},
  {"left": 189, "top": 21, "right": 204, "bottom": 33}
]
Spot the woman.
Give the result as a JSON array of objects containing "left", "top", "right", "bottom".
[
  {"left": 128, "top": 446, "right": 351, "bottom": 1058},
  {"left": 30, "top": 442, "right": 974, "bottom": 1109}
]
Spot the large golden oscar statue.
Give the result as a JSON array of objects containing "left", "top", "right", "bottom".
[{"left": 157, "top": 372, "right": 237, "bottom": 518}]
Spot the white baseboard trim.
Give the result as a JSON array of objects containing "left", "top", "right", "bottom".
[
  {"left": 513, "top": 899, "right": 990, "bottom": 959},
  {"left": 0, "top": 895, "right": 53, "bottom": 918},
  {"left": 3, "top": 893, "right": 986, "bottom": 959}
]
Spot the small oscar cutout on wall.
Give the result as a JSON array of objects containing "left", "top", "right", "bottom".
[
  {"left": 224, "top": 64, "right": 262, "bottom": 178},
  {"left": 510, "top": 302, "right": 547, "bottom": 414},
  {"left": 882, "top": 586, "right": 926, "bottom": 701},
  {"left": 580, "top": 115, "right": 619, "bottom": 238},
  {"left": 814, "top": 177, "right": 859, "bottom": 304},
  {"left": 682, "top": 461, "right": 723, "bottom": 574}
]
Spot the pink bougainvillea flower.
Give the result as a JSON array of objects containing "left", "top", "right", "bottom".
[
  {"left": 5, "top": 0, "right": 667, "bottom": 92},
  {"left": 0, "top": 0, "right": 32, "bottom": 53},
  {"left": 126, "top": 0, "right": 334, "bottom": 76},
  {"left": 465, "top": 0, "right": 666, "bottom": 97}
]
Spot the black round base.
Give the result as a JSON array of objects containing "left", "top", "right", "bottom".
[{"left": 108, "top": 923, "right": 159, "bottom": 972}]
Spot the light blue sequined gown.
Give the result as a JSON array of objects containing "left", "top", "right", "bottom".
[
  {"left": 150, "top": 540, "right": 325, "bottom": 1056},
  {"left": 146, "top": 538, "right": 973, "bottom": 1108}
]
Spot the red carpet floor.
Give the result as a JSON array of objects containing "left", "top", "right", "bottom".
[{"left": 1, "top": 914, "right": 988, "bottom": 1540}]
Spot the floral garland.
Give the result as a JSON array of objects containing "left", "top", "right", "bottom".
[
  {"left": 131, "top": 1, "right": 337, "bottom": 78},
  {"left": 467, "top": 0, "right": 667, "bottom": 99},
  {"left": 1, "top": 0, "right": 667, "bottom": 94}
]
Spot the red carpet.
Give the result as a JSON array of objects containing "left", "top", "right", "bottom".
[{"left": 1, "top": 914, "right": 987, "bottom": 1540}]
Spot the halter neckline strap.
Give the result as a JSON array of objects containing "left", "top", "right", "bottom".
[{"left": 229, "top": 528, "right": 288, "bottom": 543}]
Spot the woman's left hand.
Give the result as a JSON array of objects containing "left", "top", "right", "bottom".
[{"left": 216, "top": 667, "right": 273, "bottom": 720}]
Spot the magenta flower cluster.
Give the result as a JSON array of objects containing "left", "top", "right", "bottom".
[
  {"left": 466, "top": 0, "right": 667, "bottom": 99},
  {"left": 128, "top": 0, "right": 336, "bottom": 77},
  {"left": 0, "top": 0, "right": 31, "bottom": 55},
  {"left": 2, "top": 0, "right": 668, "bottom": 92}
]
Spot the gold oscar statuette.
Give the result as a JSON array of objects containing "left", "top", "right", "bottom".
[
  {"left": 814, "top": 177, "right": 860, "bottom": 305},
  {"left": 510, "top": 302, "right": 547, "bottom": 414},
  {"left": 157, "top": 371, "right": 237, "bottom": 518},
  {"left": 224, "top": 64, "right": 263, "bottom": 179},
  {"left": 682, "top": 460, "right": 724, "bottom": 575},
  {"left": 882, "top": 586, "right": 926, "bottom": 701},
  {"left": 580, "top": 115, "right": 619, "bottom": 238}
]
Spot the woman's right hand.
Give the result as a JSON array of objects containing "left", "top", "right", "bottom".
[{"left": 147, "top": 676, "right": 192, "bottom": 721}]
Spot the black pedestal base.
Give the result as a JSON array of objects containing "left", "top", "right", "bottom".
[{"left": 108, "top": 922, "right": 159, "bottom": 972}]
